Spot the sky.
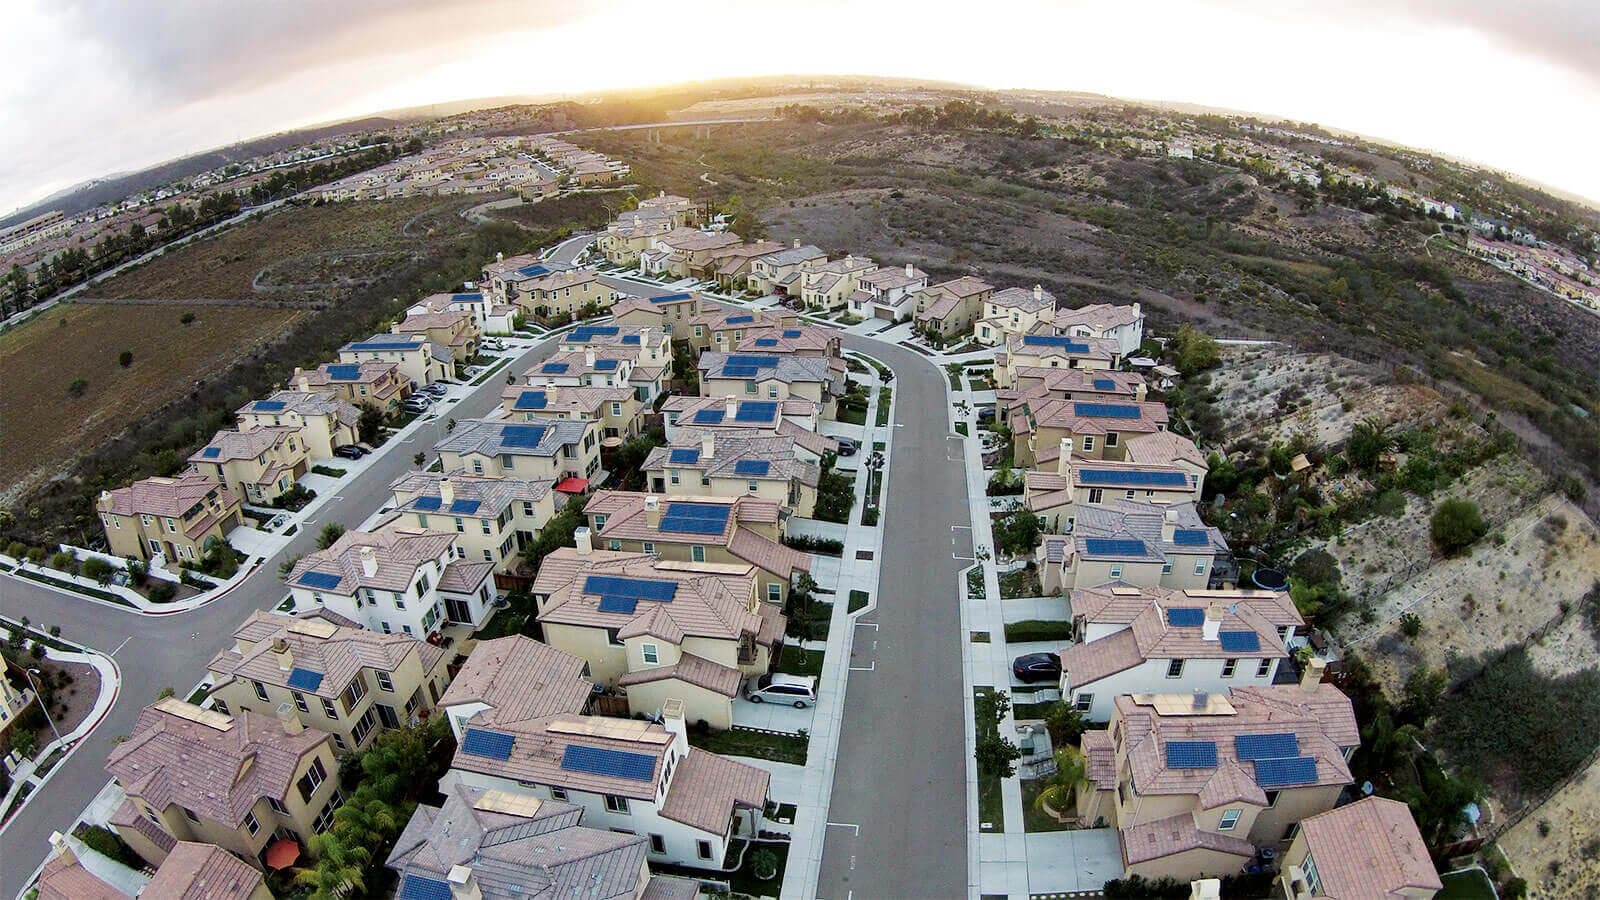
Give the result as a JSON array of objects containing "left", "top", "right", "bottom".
[{"left": 3, "top": 0, "right": 1599, "bottom": 215}]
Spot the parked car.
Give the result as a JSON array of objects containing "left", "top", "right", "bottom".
[
  {"left": 1012, "top": 652, "right": 1062, "bottom": 684},
  {"left": 977, "top": 407, "right": 996, "bottom": 423},
  {"left": 835, "top": 438, "right": 858, "bottom": 457},
  {"left": 744, "top": 673, "right": 818, "bottom": 708},
  {"left": 482, "top": 339, "right": 504, "bottom": 351},
  {"left": 402, "top": 397, "right": 433, "bottom": 413},
  {"left": 332, "top": 445, "right": 367, "bottom": 460},
  {"left": 423, "top": 383, "right": 449, "bottom": 396}
]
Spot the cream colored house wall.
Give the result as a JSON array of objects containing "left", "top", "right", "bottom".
[
  {"left": 626, "top": 680, "right": 733, "bottom": 730},
  {"left": 1247, "top": 784, "right": 1343, "bottom": 847},
  {"left": 1065, "top": 558, "right": 1165, "bottom": 592},
  {"left": 543, "top": 623, "right": 628, "bottom": 686},
  {"left": 100, "top": 507, "right": 239, "bottom": 564}
]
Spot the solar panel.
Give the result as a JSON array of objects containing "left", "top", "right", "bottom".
[
  {"left": 727, "top": 314, "right": 754, "bottom": 324},
  {"left": 1172, "top": 529, "right": 1210, "bottom": 546},
  {"left": 326, "top": 364, "right": 362, "bottom": 380},
  {"left": 449, "top": 499, "right": 481, "bottom": 515},
  {"left": 253, "top": 400, "right": 287, "bottom": 412},
  {"left": 201, "top": 447, "right": 221, "bottom": 458},
  {"left": 413, "top": 496, "right": 442, "bottom": 512},
  {"left": 400, "top": 874, "right": 453, "bottom": 900},
  {"left": 734, "top": 459, "right": 771, "bottom": 476},
  {"left": 721, "top": 365, "right": 760, "bottom": 377},
  {"left": 501, "top": 424, "right": 548, "bottom": 448},
  {"left": 1165, "top": 740, "right": 1218, "bottom": 769},
  {"left": 452, "top": 292, "right": 482, "bottom": 300},
  {"left": 1084, "top": 538, "right": 1147, "bottom": 557},
  {"left": 571, "top": 326, "right": 620, "bottom": 340},
  {"left": 286, "top": 668, "right": 324, "bottom": 692},
  {"left": 754, "top": 338, "right": 779, "bottom": 347},
  {"left": 727, "top": 355, "right": 778, "bottom": 368},
  {"left": 597, "top": 595, "right": 637, "bottom": 614},
  {"left": 668, "top": 449, "right": 700, "bottom": 465},
  {"left": 1219, "top": 630, "right": 1261, "bottom": 653},
  {"left": 1254, "top": 756, "right": 1319, "bottom": 787},
  {"left": 782, "top": 330, "right": 802, "bottom": 338},
  {"left": 1235, "top": 733, "right": 1300, "bottom": 761},
  {"left": 541, "top": 363, "right": 570, "bottom": 374},
  {"left": 650, "top": 292, "right": 692, "bottom": 303},
  {"left": 1092, "top": 378, "right": 1116, "bottom": 390},
  {"left": 734, "top": 401, "right": 777, "bottom": 422},
  {"left": 659, "top": 501, "right": 731, "bottom": 535},
  {"left": 593, "top": 359, "right": 620, "bottom": 371},
  {"left": 298, "top": 571, "right": 343, "bottom": 590},
  {"left": 1078, "top": 469, "right": 1190, "bottom": 487},
  {"left": 1166, "top": 608, "right": 1206, "bottom": 627},
  {"left": 350, "top": 337, "right": 422, "bottom": 351},
  {"left": 586, "top": 576, "right": 678, "bottom": 602},
  {"left": 515, "top": 390, "right": 548, "bottom": 410},
  {"left": 621, "top": 334, "right": 641, "bottom": 344},
  {"left": 560, "top": 744, "right": 656, "bottom": 781},
  {"left": 1022, "top": 335, "right": 1090, "bottom": 352},
  {"left": 692, "top": 409, "right": 725, "bottom": 424},
  {"left": 515, "top": 264, "right": 550, "bottom": 278},
  {"left": 1074, "top": 402, "right": 1142, "bottom": 419},
  {"left": 461, "top": 728, "right": 516, "bottom": 760}
]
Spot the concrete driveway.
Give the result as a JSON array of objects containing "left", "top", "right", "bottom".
[
  {"left": 733, "top": 694, "right": 816, "bottom": 733},
  {"left": 1023, "top": 829, "right": 1123, "bottom": 894}
]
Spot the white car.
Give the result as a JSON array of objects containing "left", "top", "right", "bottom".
[{"left": 744, "top": 673, "right": 818, "bottom": 708}]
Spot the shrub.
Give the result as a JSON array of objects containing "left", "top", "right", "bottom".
[
  {"left": 179, "top": 311, "right": 196, "bottom": 324},
  {"left": 49, "top": 551, "right": 79, "bottom": 574},
  {"left": 5, "top": 540, "right": 25, "bottom": 559},
  {"left": 147, "top": 580, "right": 178, "bottom": 603},
  {"left": 781, "top": 534, "right": 844, "bottom": 556},
  {"left": 317, "top": 522, "right": 346, "bottom": 550},
  {"left": 66, "top": 378, "right": 89, "bottom": 397},
  {"left": 81, "top": 556, "right": 116, "bottom": 585},
  {"left": 1430, "top": 498, "right": 1487, "bottom": 556},
  {"left": 1399, "top": 612, "right": 1423, "bottom": 638},
  {"left": 974, "top": 690, "right": 1020, "bottom": 779},
  {"left": 118, "top": 350, "right": 134, "bottom": 367},
  {"left": 74, "top": 825, "right": 143, "bottom": 869},
  {"left": 749, "top": 848, "right": 780, "bottom": 881},
  {"left": 1003, "top": 619, "right": 1074, "bottom": 643}
]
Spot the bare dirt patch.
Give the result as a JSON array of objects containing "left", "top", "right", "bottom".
[{"left": 1499, "top": 754, "right": 1600, "bottom": 899}]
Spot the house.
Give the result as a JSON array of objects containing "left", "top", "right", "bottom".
[
  {"left": 914, "top": 276, "right": 995, "bottom": 339},
  {"left": 187, "top": 426, "right": 309, "bottom": 506},
  {"left": 442, "top": 698, "right": 770, "bottom": 870},
  {"left": 1026, "top": 453, "right": 1201, "bottom": 532},
  {"left": 206, "top": 611, "right": 453, "bottom": 753},
  {"left": 734, "top": 323, "right": 840, "bottom": 358},
  {"left": 106, "top": 699, "right": 343, "bottom": 869},
  {"left": 387, "top": 471, "right": 562, "bottom": 573},
  {"left": 387, "top": 783, "right": 702, "bottom": 900},
  {"left": 995, "top": 332, "right": 1123, "bottom": 387},
  {"left": 97, "top": 474, "right": 242, "bottom": 565},
  {"left": 643, "top": 431, "right": 820, "bottom": 517},
  {"left": 36, "top": 835, "right": 271, "bottom": 900},
  {"left": 433, "top": 417, "right": 602, "bottom": 486},
  {"left": 337, "top": 332, "right": 452, "bottom": 386},
  {"left": 851, "top": 263, "right": 928, "bottom": 319},
  {"left": 661, "top": 395, "right": 838, "bottom": 461},
  {"left": 708, "top": 240, "right": 787, "bottom": 290},
  {"left": 1279, "top": 796, "right": 1442, "bottom": 899},
  {"left": 1036, "top": 500, "right": 1229, "bottom": 592},
  {"left": 650, "top": 228, "right": 744, "bottom": 279},
  {"left": 637, "top": 190, "right": 698, "bottom": 224},
  {"left": 394, "top": 310, "right": 480, "bottom": 364},
  {"left": 1124, "top": 430, "right": 1210, "bottom": 493},
  {"left": 1076, "top": 664, "right": 1358, "bottom": 882},
  {"left": 480, "top": 255, "right": 553, "bottom": 305},
  {"left": 286, "top": 523, "right": 497, "bottom": 640},
  {"left": 408, "top": 290, "right": 514, "bottom": 332},
  {"left": 1054, "top": 302, "right": 1146, "bottom": 357},
  {"left": 500, "top": 383, "right": 645, "bottom": 447},
  {"left": 534, "top": 543, "right": 786, "bottom": 728},
  {"left": 435, "top": 634, "right": 593, "bottom": 745},
  {"left": 290, "top": 361, "right": 411, "bottom": 413},
  {"left": 600, "top": 210, "right": 679, "bottom": 266},
  {"left": 977, "top": 285, "right": 1058, "bottom": 345},
  {"left": 1056, "top": 585, "right": 1303, "bottom": 721},
  {"left": 1, "top": 660, "right": 35, "bottom": 737},
  {"left": 509, "top": 268, "right": 626, "bottom": 324},
  {"left": 748, "top": 241, "right": 826, "bottom": 296},
  {"left": 1000, "top": 368, "right": 1148, "bottom": 409},
  {"left": 611, "top": 291, "right": 701, "bottom": 335},
  {"left": 234, "top": 391, "right": 360, "bottom": 460},
  {"left": 521, "top": 344, "right": 666, "bottom": 407},
  {"left": 1011, "top": 401, "right": 1171, "bottom": 468},
  {"left": 685, "top": 304, "right": 792, "bottom": 356},
  {"left": 798, "top": 254, "right": 877, "bottom": 311},
  {"left": 584, "top": 492, "right": 811, "bottom": 605},
  {"left": 697, "top": 353, "right": 839, "bottom": 414}
]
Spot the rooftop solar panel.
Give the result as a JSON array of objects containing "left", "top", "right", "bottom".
[
  {"left": 692, "top": 410, "right": 725, "bottom": 424},
  {"left": 727, "top": 314, "right": 754, "bottom": 324},
  {"left": 325, "top": 364, "right": 362, "bottom": 380},
  {"left": 560, "top": 744, "right": 656, "bottom": 781},
  {"left": 593, "top": 359, "right": 620, "bottom": 371},
  {"left": 1077, "top": 469, "right": 1190, "bottom": 487},
  {"left": 500, "top": 425, "right": 548, "bottom": 449},
  {"left": 721, "top": 365, "right": 760, "bottom": 378},
  {"left": 1172, "top": 529, "right": 1211, "bottom": 546},
  {"left": 201, "top": 447, "right": 221, "bottom": 458},
  {"left": 1092, "top": 378, "right": 1117, "bottom": 390},
  {"left": 461, "top": 728, "right": 515, "bottom": 760},
  {"left": 412, "top": 496, "right": 442, "bottom": 512},
  {"left": 734, "top": 459, "right": 772, "bottom": 476},
  {"left": 449, "top": 499, "right": 481, "bottom": 515},
  {"left": 514, "top": 264, "right": 550, "bottom": 278},
  {"left": 400, "top": 874, "right": 453, "bottom": 900},
  {"left": 596, "top": 595, "right": 637, "bottom": 614},
  {"left": 1254, "top": 756, "right": 1319, "bottom": 787},
  {"left": 451, "top": 292, "right": 483, "bottom": 300},
  {"left": 621, "top": 334, "right": 641, "bottom": 344},
  {"left": 350, "top": 337, "right": 422, "bottom": 351},
  {"left": 586, "top": 575, "right": 678, "bottom": 602},
  {"left": 1166, "top": 608, "right": 1206, "bottom": 627},
  {"left": 669, "top": 449, "right": 701, "bottom": 464},
  {"left": 1021, "top": 335, "right": 1090, "bottom": 352},
  {"left": 734, "top": 401, "right": 777, "bottom": 422},
  {"left": 727, "top": 355, "right": 778, "bottom": 368},
  {"left": 297, "top": 570, "right": 343, "bottom": 590},
  {"left": 286, "top": 668, "right": 324, "bottom": 692},
  {"left": 1165, "top": 740, "right": 1218, "bottom": 768},
  {"left": 754, "top": 338, "right": 779, "bottom": 347},
  {"left": 650, "top": 292, "right": 692, "bottom": 303},
  {"left": 1219, "top": 630, "right": 1261, "bottom": 653},
  {"left": 659, "top": 503, "right": 732, "bottom": 535},
  {"left": 515, "top": 390, "right": 548, "bottom": 410},
  {"left": 1235, "top": 733, "right": 1300, "bottom": 761},
  {"left": 541, "top": 363, "right": 570, "bottom": 374},
  {"left": 1084, "top": 538, "right": 1147, "bottom": 557},
  {"left": 1074, "top": 402, "right": 1142, "bottom": 419},
  {"left": 253, "top": 400, "right": 287, "bottom": 412},
  {"left": 782, "top": 330, "right": 802, "bottom": 338}
]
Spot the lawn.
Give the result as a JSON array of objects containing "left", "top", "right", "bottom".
[
  {"left": 1003, "top": 619, "right": 1073, "bottom": 643},
  {"left": 774, "top": 645, "right": 824, "bottom": 678},
  {"left": 1020, "top": 779, "right": 1073, "bottom": 833},
  {"left": 875, "top": 386, "right": 893, "bottom": 426},
  {"left": 688, "top": 727, "right": 808, "bottom": 765},
  {"left": 0, "top": 302, "right": 304, "bottom": 495},
  {"left": 999, "top": 566, "right": 1043, "bottom": 599},
  {"left": 955, "top": 421, "right": 969, "bottom": 436},
  {"left": 848, "top": 590, "right": 869, "bottom": 613},
  {"left": 836, "top": 399, "right": 868, "bottom": 426},
  {"left": 1436, "top": 868, "right": 1497, "bottom": 899},
  {"left": 974, "top": 686, "right": 1005, "bottom": 833}
]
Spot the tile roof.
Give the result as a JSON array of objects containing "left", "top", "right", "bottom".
[
  {"left": 1053, "top": 302, "right": 1143, "bottom": 332},
  {"left": 143, "top": 841, "right": 268, "bottom": 900},
  {"left": 1019, "top": 398, "right": 1169, "bottom": 435},
  {"left": 659, "top": 748, "right": 770, "bottom": 835},
  {"left": 187, "top": 425, "right": 301, "bottom": 464},
  {"left": 642, "top": 433, "right": 820, "bottom": 488},
  {"left": 617, "top": 652, "right": 742, "bottom": 697},
  {"left": 655, "top": 227, "right": 742, "bottom": 253},
  {"left": 733, "top": 324, "right": 835, "bottom": 354},
  {"left": 297, "top": 360, "right": 403, "bottom": 391},
  {"left": 1082, "top": 729, "right": 1118, "bottom": 790},
  {"left": 236, "top": 390, "right": 361, "bottom": 428},
  {"left": 447, "top": 713, "right": 673, "bottom": 800},
  {"left": 208, "top": 610, "right": 446, "bottom": 700},
  {"left": 36, "top": 847, "right": 135, "bottom": 900},
  {"left": 287, "top": 523, "right": 457, "bottom": 595},
  {"left": 1004, "top": 330, "right": 1120, "bottom": 362},
  {"left": 1070, "top": 586, "right": 1303, "bottom": 632},
  {"left": 99, "top": 473, "right": 240, "bottom": 523},
  {"left": 755, "top": 244, "right": 826, "bottom": 267},
  {"left": 1296, "top": 796, "right": 1443, "bottom": 898},
  {"left": 1124, "top": 430, "right": 1209, "bottom": 469},
  {"left": 438, "top": 636, "right": 592, "bottom": 728},
  {"left": 990, "top": 285, "right": 1057, "bottom": 313},
  {"left": 1060, "top": 595, "right": 1288, "bottom": 689},
  {"left": 106, "top": 699, "right": 330, "bottom": 828},
  {"left": 699, "top": 352, "right": 832, "bottom": 385},
  {"left": 389, "top": 471, "right": 557, "bottom": 518},
  {"left": 1121, "top": 812, "right": 1254, "bottom": 866},
  {"left": 434, "top": 417, "right": 593, "bottom": 459},
  {"left": 499, "top": 383, "right": 634, "bottom": 416},
  {"left": 1003, "top": 366, "right": 1145, "bottom": 401},
  {"left": 109, "top": 798, "right": 176, "bottom": 854}
]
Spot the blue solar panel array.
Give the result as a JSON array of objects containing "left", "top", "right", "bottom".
[
  {"left": 669, "top": 448, "right": 700, "bottom": 464},
  {"left": 501, "top": 424, "right": 548, "bottom": 448},
  {"left": 597, "top": 596, "right": 637, "bottom": 614},
  {"left": 1165, "top": 740, "right": 1219, "bottom": 768},
  {"left": 349, "top": 337, "right": 422, "bottom": 351},
  {"left": 659, "top": 502, "right": 731, "bottom": 535},
  {"left": 1078, "top": 469, "right": 1190, "bottom": 487},
  {"left": 727, "top": 355, "right": 778, "bottom": 368},
  {"left": 650, "top": 292, "right": 692, "bottom": 303},
  {"left": 727, "top": 314, "right": 754, "bottom": 324},
  {"left": 461, "top": 728, "right": 515, "bottom": 760},
  {"left": 449, "top": 499, "right": 481, "bottom": 515},
  {"left": 735, "top": 459, "right": 771, "bottom": 476},
  {"left": 1166, "top": 608, "right": 1206, "bottom": 627},
  {"left": 594, "top": 359, "right": 620, "bottom": 371},
  {"left": 570, "top": 326, "right": 621, "bottom": 341},
  {"left": 400, "top": 874, "right": 453, "bottom": 900},
  {"left": 452, "top": 292, "right": 483, "bottom": 300},
  {"left": 298, "top": 571, "right": 343, "bottom": 590},
  {"left": 541, "top": 362, "right": 570, "bottom": 374},
  {"left": 1254, "top": 756, "right": 1319, "bottom": 787},
  {"left": 1219, "top": 630, "right": 1261, "bottom": 653},
  {"left": 782, "top": 330, "right": 802, "bottom": 338},
  {"left": 621, "top": 334, "right": 641, "bottom": 345},
  {"left": 325, "top": 364, "right": 362, "bottom": 380},
  {"left": 1022, "top": 335, "right": 1090, "bottom": 352},
  {"left": 515, "top": 264, "right": 550, "bottom": 278},
  {"left": 692, "top": 409, "right": 725, "bottom": 424},
  {"left": 1235, "top": 733, "right": 1300, "bottom": 761},
  {"left": 1092, "top": 378, "right": 1117, "bottom": 390},
  {"left": 560, "top": 745, "right": 656, "bottom": 781},
  {"left": 721, "top": 366, "right": 760, "bottom": 378},
  {"left": 515, "top": 390, "right": 548, "bottom": 410},
  {"left": 1172, "top": 529, "right": 1211, "bottom": 546},
  {"left": 586, "top": 575, "right": 678, "bottom": 603},
  {"left": 754, "top": 338, "right": 779, "bottom": 347},
  {"left": 201, "top": 447, "right": 221, "bottom": 458},
  {"left": 734, "top": 401, "right": 777, "bottom": 423},
  {"left": 253, "top": 400, "right": 287, "bottom": 412},
  {"left": 1084, "top": 538, "right": 1147, "bottom": 557},
  {"left": 286, "top": 668, "right": 324, "bottom": 692},
  {"left": 413, "top": 496, "right": 442, "bottom": 512},
  {"left": 1074, "top": 402, "right": 1142, "bottom": 419}
]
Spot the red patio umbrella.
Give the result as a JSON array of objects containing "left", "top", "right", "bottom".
[{"left": 265, "top": 838, "right": 301, "bottom": 870}]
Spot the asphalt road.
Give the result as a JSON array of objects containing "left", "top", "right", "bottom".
[{"left": 816, "top": 336, "right": 971, "bottom": 900}]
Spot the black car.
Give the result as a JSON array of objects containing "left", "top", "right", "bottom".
[
  {"left": 333, "top": 445, "right": 367, "bottom": 460},
  {"left": 1012, "top": 652, "right": 1062, "bottom": 683},
  {"left": 836, "top": 438, "right": 858, "bottom": 457},
  {"left": 977, "top": 407, "right": 996, "bottom": 423}
]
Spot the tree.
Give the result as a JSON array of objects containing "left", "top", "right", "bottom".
[
  {"left": 118, "top": 350, "right": 134, "bottom": 368},
  {"left": 1043, "top": 701, "right": 1087, "bottom": 748},
  {"left": 81, "top": 556, "right": 116, "bottom": 586},
  {"left": 1348, "top": 418, "right": 1392, "bottom": 472},
  {"left": 357, "top": 403, "right": 385, "bottom": 445},
  {"left": 520, "top": 504, "right": 584, "bottom": 573},
  {"left": 297, "top": 830, "right": 372, "bottom": 899},
  {"left": 1430, "top": 498, "right": 1486, "bottom": 556},
  {"left": 1401, "top": 666, "right": 1447, "bottom": 722},
  {"left": 1167, "top": 324, "right": 1220, "bottom": 375},
  {"left": 317, "top": 522, "right": 346, "bottom": 550},
  {"left": 974, "top": 690, "right": 1021, "bottom": 778},
  {"left": 12, "top": 728, "right": 38, "bottom": 759},
  {"left": 1032, "top": 746, "right": 1088, "bottom": 819}
]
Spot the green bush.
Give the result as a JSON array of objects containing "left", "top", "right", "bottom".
[
  {"left": 49, "top": 551, "right": 79, "bottom": 574},
  {"left": 74, "top": 825, "right": 143, "bottom": 869},
  {"left": 147, "top": 580, "right": 178, "bottom": 603},
  {"left": 81, "top": 557, "right": 116, "bottom": 585},
  {"left": 1003, "top": 619, "right": 1074, "bottom": 643},
  {"left": 1430, "top": 497, "right": 1487, "bottom": 556}
]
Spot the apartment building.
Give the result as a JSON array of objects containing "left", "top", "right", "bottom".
[
  {"left": 1076, "top": 666, "right": 1358, "bottom": 881},
  {"left": 97, "top": 474, "right": 243, "bottom": 564},
  {"left": 286, "top": 524, "right": 497, "bottom": 639},
  {"left": 1279, "top": 796, "right": 1442, "bottom": 900},
  {"left": 290, "top": 361, "right": 411, "bottom": 413},
  {"left": 387, "top": 471, "right": 561, "bottom": 573},
  {"left": 1036, "top": 499, "right": 1227, "bottom": 591},
  {"left": 106, "top": 699, "right": 343, "bottom": 869},
  {"left": 393, "top": 309, "right": 480, "bottom": 363},
  {"left": 1054, "top": 302, "right": 1146, "bottom": 357},
  {"left": 433, "top": 417, "right": 602, "bottom": 485},
  {"left": 995, "top": 333, "right": 1123, "bottom": 387},
  {"left": 798, "top": 254, "right": 877, "bottom": 311},
  {"left": 1011, "top": 401, "right": 1171, "bottom": 468},
  {"left": 206, "top": 611, "right": 453, "bottom": 753},
  {"left": 337, "top": 332, "right": 453, "bottom": 386},
  {"left": 698, "top": 353, "right": 839, "bottom": 414},
  {"left": 234, "top": 391, "right": 360, "bottom": 460},
  {"left": 643, "top": 431, "right": 819, "bottom": 517},
  {"left": 977, "top": 285, "right": 1058, "bottom": 345},
  {"left": 584, "top": 492, "right": 811, "bottom": 605},
  {"left": 748, "top": 241, "right": 826, "bottom": 296},
  {"left": 913, "top": 276, "right": 996, "bottom": 338},
  {"left": 661, "top": 395, "right": 837, "bottom": 461},
  {"left": 1057, "top": 586, "right": 1302, "bottom": 721},
  {"left": 851, "top": 263, "right": 928, "bottom": 319},
  {"left": 534, "top": 543, "right": 786, "bottom": 728}
]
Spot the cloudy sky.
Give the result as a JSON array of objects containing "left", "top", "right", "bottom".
[{"left": 4, "top": 0, "right": 1598, "bottom": 214}]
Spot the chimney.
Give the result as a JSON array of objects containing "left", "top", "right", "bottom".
[
  {"left": 1033, "top": 284, "right": 1044, "bottom": 301},
  {"left": 439, "top": 477, "right": 455, "bottom": 505},
  {"left": 1057, "top": 438, "right": 1073, "bottom": 476},
  {"left": 47, "top": 832, "right": 75, "bottom": 867},
  {"left": 297, "top": 374, "right": 311, "bottom": 392},
  {"left": 1302, "top": 657, "right": 1327, "bottom": 691},
  {"left": 272, "top": 637, "right": 293, "bottom": 671},
  {"left": 1189, "top": 878, "right": 1221, "bottom": 900},
  {"left": 1135, "top": 381, "right": 1148, "bottom": 402},
  {"left": 495, "top": 251, "right": 504, "bottom": 263},
  {"left": 725, "top": 395, "right": 737, "bottom": 417},
  {"left": 1133, "top": 301, "right": 1142, "bottom": 319},
  {"left": 792, "top": 238, "right": 801, "bottom": 249},
  {"left": 844, "top": 254, "right": 854, "bottom": 269},
  {"left": 448, "top": 865, "right": 483, "bottom": 900},
  {"left": 1192, "top": 690, "right": 1209, "bottom": 710},
  {"left": 701, "top": 431, "right": 715, "bottom": 459},
  {"left": 574, "top": 526, "right": 592, "bottom": 555},
  {"left": 584, "top": 348, "right": 596, "bottom": 367},
  {"left": 1202, "top": 604, "right": 1224, "bottom": 641},
  {"left": 645, "top": 495, "right": 662, "bottom": 528},
  {"left": 359, "top": 546, "right": 378, "bottom": 578},
  {"left": 1163, "top": 508, "right": 1179, "bottom": 541},
  {"left": 277, "top": 702, "right": 304, "bottom": 735},
  {"left": 661, "top": 698, "right": 688, "bottom": 753}
]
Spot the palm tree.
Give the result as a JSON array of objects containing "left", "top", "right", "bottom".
[
  {"left": 296, "top": 832, "right": 371, "bottom": 900},
  {"left": 1032, "top": 746, "right": 1089, "bottom": 822}
]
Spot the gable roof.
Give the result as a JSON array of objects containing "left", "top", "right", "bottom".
[
  {"left": 1296, "top": 796, "right": 1443, "bottom": 899},
  {"left": 583, "top": 491, "right": 810, "bottom": 576},
  {"left": 208, "top": 610, "right": 446, "bottom": 700},
  {"left": 286, "top": 523, "right": 458, "bottom": 595},
  {"left": 438, "top": 636, "right": 592, "bottom": 728},
  {"left": 143, "top": 842, "right": 268, "bottom": 900},
  {"left": 434, "top": 417, "right": 593, "bottom": 459}
]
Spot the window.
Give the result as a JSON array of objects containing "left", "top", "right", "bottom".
[
  {"left": 748, "top": 480, "right": 759, "bottom": 493},
  {"left": 604, "top": 794, "right": 630, "bottom": 814},
  {"left": 1257, "top": 658, "right": 1274, "bottom": 678},
  {"left": 1125, "top": 490, "right": 1136, "bottom": 500},
  {"left": 1161, "top": 561, "right": 1173, "bottom": 574},
  {"left": 481, "top": 519, "right": 491, "bottom": 535},
  {"left": 376, "top": 671, "right": 394, "bottom": 692},
  {"left": 692, "top": 545, "right": 705, "bottom": 562},
  {"left": 768, "top": 385, "right": 779, "bottom": 398},
  {"left": 1166, "top": 659, "right": 1184, "bottom": 678},
  {"left": 649, "top": 834, "right": 666, "bottom": 854},
  {"left": 1087, "top": 488, "right": 1103, "bottom": 505},
  {"left": 1222, "top": 659, "right": 1237, "bottom": 678},
  {"left": 550, "top": 787, "right": 569, "bottom": 801},
  {"left": 483, "top": 549, "right": 493, "bottom": 562},
  {"left": 745, "top": 381, "right": 757, "bottom": 394},
  {"left": 642, "top": 643, "right": 659, "bottom": 664},
  {"left": 1219, "top": 808, "right": 1241, "bottom": 831},
  {"left": 767, "top": 583, "right": 781, "bottom": 604},
  {"left": 297, "top": 757, "right": 328, "bottom": 803},
  {"left": 605, "top": 628, "right": 623, "bottom": 647},
  {"left": 1081, "top": 435, "right": 1095, "bottom": 452},
  {"left": 212, "top": 699, "right": 229, "bottom": 715},
  {"left": 251, "top": 680, "right": 269, "bottom": 701},
  {"left": 669, "top": 470, "right": 680, "bottom": 485},
  {"left": 242, "top": 810, "right": 261, "bottom": 835},
  {"left": 321, "top": 697, "right": 338, "bottom": 718},
  {"left": 351, "top": 708, "right": 376, "bottom": 746},
  {"left": 312, "top": 793, "right": 342, "bottom": 833},
  {"left": 1193, "top": 560, "right": 1207, "bottom": 575},
  {"left": 1074, "top": 693, "right": 1094, "bottom": 711},
  {"left": 1109, "top": 564, "right": 1123, "bottom": 579},
  {"left": 1105, "top": 432, "right": 1119, "bottom": 448},
  {"left": 267, "top": 796, "right": 290, "bottom": 815},
  {"left": 697, "top": 840, "right": 714, "bottom": 860},
  {"left": 1264, "top": 790, "right": 1280, "bottom": 809},
  {"left": 609, "top": 539, "right": 622, "bottom": 551},
  {"left": 183, "top": 806, "right": 200, "bottom": 823},
  {"left": 611, "top": 402, "right": 621, "bottom": 416},
  {"left": 643, "top": 541, "right": 655, "bottom": 555},
  {"left": 293, "top": 692, "right": 309, "bottom": 713}
]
